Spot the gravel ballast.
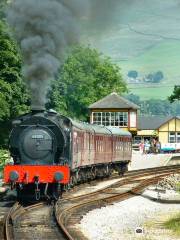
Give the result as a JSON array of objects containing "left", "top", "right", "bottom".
[
  {"left": 77, "top": 152, "right": 180, "bottom": 240},
  {"left": 77, "top": 195, "right": 180, "bottom": 240}
]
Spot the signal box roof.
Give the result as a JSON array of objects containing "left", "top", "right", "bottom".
[{"left": 89, "top": 92, "right": 139, "bottom": 110}]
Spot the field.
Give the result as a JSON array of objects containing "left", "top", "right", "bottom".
[
  {"left": 128, "top": 85, "right": 173, "bottom": 100},
  {"left": 85, "top": 2, "right": 180, "bottom": 100},
  {"left": 118, "top": 40, "right": 180, "bottom": 100}
]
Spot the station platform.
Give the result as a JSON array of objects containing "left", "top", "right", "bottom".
[{"left": 130, "top": 152, "right": 180, "bottom": 170}]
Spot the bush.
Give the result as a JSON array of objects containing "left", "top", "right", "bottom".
[{"left": 0, "top": 149, "right": 10, "bottom": 172}]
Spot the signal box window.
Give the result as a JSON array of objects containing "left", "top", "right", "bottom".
[{"left": 92, "top": 112, "right": 128, "bottom": 127}]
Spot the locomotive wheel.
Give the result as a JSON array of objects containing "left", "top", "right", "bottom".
[
  {"left": 87, "top": 171, "right": 90, "bottom": 181},
  {"left": 109, "top": 167, "right": 113, "bottom": 176},
  {"left": 93, "top": 168, "right": 97, "bottom": 179},
  {"left": 106, "top": 165, "right": 110, "bottom": 177},
  {"left": 16, "top": 184, "right": 36, "bottom": 201},
  {"left": 90, "top": 169, "right": 95, "bottom": 180},
  {"left": 79, "top": 172, "right": 85, "bottom": 183},
  {"left": 16, "top": 186, "right": 23, "bottom": 201},
  {"left": 72, "top": 175, "right": 77, "bottom": 186},
  {"left": 69, "top": 176, "right": 74, "bottom": 188}
]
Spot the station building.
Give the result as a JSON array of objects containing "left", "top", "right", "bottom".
[
  {"left": 89, "top": 92, "right": 180, "bottom": 148},
  {"left": 137, "top": 116, "right": 180, "bottom": 142}
]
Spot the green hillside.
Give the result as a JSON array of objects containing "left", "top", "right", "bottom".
[
  {"left": 119, "top": 40, "right": 180, "bottom": 99},
  {"left": 128, "top": 85, "right": 173, "bottom": 100}
]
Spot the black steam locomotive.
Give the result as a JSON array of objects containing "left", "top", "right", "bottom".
[{"left": 4, "top": 109, "right": 132, "bottom": 200}]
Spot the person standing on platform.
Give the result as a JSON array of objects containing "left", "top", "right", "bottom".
[
  {"left": 156, "top": 141, "right": 161, "bottom": 153},
  {"left": 139, "top": 140, "right": 144, "bottom": 154},
  {"left": 144, "top": 140, "right": 150, "bottom": 154}
]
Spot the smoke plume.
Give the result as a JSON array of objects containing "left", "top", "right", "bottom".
[
  {"left": 7, "top": 0, "right": 124, "bottom": 109},
  {"left": 7, "top": 0, "right": 90, "bottom": 109}
]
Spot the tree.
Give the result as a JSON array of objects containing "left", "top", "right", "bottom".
[
  {"left": 152, "top": 71, "right": 164, "bottom": 83},
  {"left": 49, "top": 46, "right": 127, "bottom": 120},
  {"left": 127, "top": 70, "right": 138, "bottom": 79},
  {"left": 0, "top": 21, "right": 29, "bottom": 119},
  {"left": 145, "top": 71, "right": 164, "bottom": 83},
  {"left": 125, "top": 93, "right": 140, "bottom": 105},
  {"left": 146, "top": 73, "right": 153, "bottom": 82},
  {"left": 0, "top": 0, "right": 7, "bottom": 20},
  {"left": 125, "top": 94, "right": 180, "bottom": 116},
  {"left": 0, "top": 20, "right": 29, "bottom": 146},
  {"left": 168, "top": 85, "right": 180, "bottom": 103}
]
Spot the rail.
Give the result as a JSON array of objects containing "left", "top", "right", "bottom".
[
  {"left": 3, "top": 165, "right": 180, "bottom": 240},
  {"left": 55, "top": 165, "right": 180, "bottom": 240},
  {"left": 4, "top": 202, "right": 45, "bottom": 240}
]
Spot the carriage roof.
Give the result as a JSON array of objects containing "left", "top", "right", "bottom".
[{"left": 70, "top": 118, "right": 131, "bottom": 137}]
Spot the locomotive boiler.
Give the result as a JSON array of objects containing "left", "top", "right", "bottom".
[{"left": 4, "top": 109, "right": 132, "bottom": 200}]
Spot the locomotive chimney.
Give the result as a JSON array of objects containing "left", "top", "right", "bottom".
[{"left": 31, "top": 104, "right": 46, "bottom": 113}]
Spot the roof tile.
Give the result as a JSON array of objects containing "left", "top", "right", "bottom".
[
  {"left": 137, "top": 115, "right": 174, "bottom": 130},
  {"left": 89, "top": 92, "right": 140, "bottom": 109}
]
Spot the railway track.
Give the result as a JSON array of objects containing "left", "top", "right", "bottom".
[
  {"left": 56, "top": 165, "right": 180, "bottom": 240},
  {"left": 3, "top": 201, "right": 68, "bottom": 240},
  {"left": 3, "top": 165, "right": 180, "bottom": 240}
]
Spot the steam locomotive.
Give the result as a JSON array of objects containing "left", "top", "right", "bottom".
[{"left": 4, "top": 109, "right": 132, "bottom": 200}]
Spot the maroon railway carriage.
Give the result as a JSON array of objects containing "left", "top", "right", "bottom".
[
  {"left": 70, "top": 120, "right": 132, "bottom": 183},
  {"left": 4, "top": 111, "right": 132, "bottom": 200}
]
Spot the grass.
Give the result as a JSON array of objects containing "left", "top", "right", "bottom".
[
  {"left": 117, "top": 40, "right": 180, "bottom": 100},
  {"left": 164, "top": 213, "right": 180, "bottom": 236},
  {"left": 176, "top": 182, "right": 180, "bottom": 193},
  {"left": 128, "top": 85, "right": 173, "bottom": 100},
  {"left": 120, "top": 41, "right": 180, "bottom": 81}
]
